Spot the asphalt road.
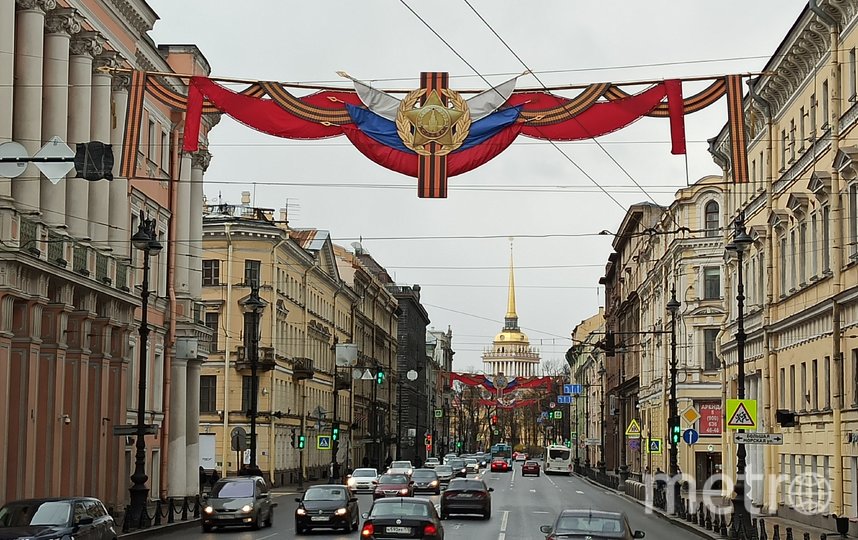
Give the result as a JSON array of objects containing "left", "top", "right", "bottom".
[{"left": 152, "top": 464, "right": 705, "bottom": 540}]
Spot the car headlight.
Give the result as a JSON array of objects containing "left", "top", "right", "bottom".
[
  {"left": 429, "top": 480, "right": 438, "bottom": 486},
  {"left": 204, "top": 506, "right": 214, "bottom": 514},
  {"left": 407, "top": 469, "right": 413, "bottom": 475},
  {"left": 399, "top": 488, "right": 409, "bottom": 495},
  {"left": 347, "top": 478, "right": 356, "bottom": 487},
  {"left": 335, "top": 507, "right": 348, "bottom": 516},
  {"left": 296, "top": 508, "right": 306, "bottom": 515},
  {"left": 241, "top": 504, "right": 253, "bottom": 513},
  {"left": 461, "top": 468, "right": 467, "bottom": 473}
]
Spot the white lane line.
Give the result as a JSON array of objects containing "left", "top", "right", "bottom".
[
  {"left": 500, "top": 510, "right": 509, "bottom": 532},
  {"left": 533, "top": 511, "right": 550, "bottom": 514},
  {"left": 256, "top": 534, "right": 279, "bottom": 540},
  {"left": 576, "top": 490, "right": 584, "bottom": 494},
  {"left": 498, "top": 534, "right": 505, "bottom": 540}
]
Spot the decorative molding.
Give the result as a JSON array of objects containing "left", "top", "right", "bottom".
[
  {"left": 45, "top": 8, "right": 82, "bottom": 36},
  {"left": 107, "top": 0, "right": 156, "bottom": 36},
  {"left": 70, "top": 31, "right": 104, "bottom": 58},
  {"left": 808, "top": 170, "right": 832, "bottom": 201},
  {"left": 834, "top": 145, "right": 858, "bottom": 181},
  {"left": 93, "top": 50, "right": 119, "bottom": 74},
  {"left": 15, "top": 0, "right": 57, "bottom": 12},
  {"left": 190, "top": 150, "right": 212, "bottom": 172},
  {"left": 786, "top": 193, "right": 810, "bottom": 217},
  {"left": 111, "top": 73, "right": 131, "bottom": 93}
]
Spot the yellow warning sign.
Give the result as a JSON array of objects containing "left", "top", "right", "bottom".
[
  {"left": 625, "top": 419, "right": 641, "bottom": 438},
  {"left": 726, "top": 399, "right": 757, "bottom": 430}
]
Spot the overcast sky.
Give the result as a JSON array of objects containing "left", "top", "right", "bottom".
[{"left": 149, "top": 0, "right": 806, "bottom": 372}]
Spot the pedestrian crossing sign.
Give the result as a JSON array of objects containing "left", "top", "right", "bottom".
[
  {"left": 646, "top": 438, "right": 663, "bottom": 454},
  {"left": 726, "top": 399, "right": 757, "bottom": 430},
  {"left": 317, "top": 435, "right": 332, "bottom": 450},
  {"left": 625, "top": 419, "right": 641, "bottom": 438}
]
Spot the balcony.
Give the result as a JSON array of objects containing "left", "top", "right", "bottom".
[
  {"left": 234, "top": 345, "right": 275, "bottom": 372},
  {"left": 292, "top": 357, "right": 314, "bottom": 381}
]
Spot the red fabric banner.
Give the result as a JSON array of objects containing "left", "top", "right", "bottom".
[
  {"left": 478, "top": 398, "right": 539, "bottom": 409},
  {"left": 665, "top": 79, "right": 686, "bottom": 154}
]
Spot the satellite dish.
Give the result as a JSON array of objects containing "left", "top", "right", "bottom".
[
  {"left": 406, "top": 369, "right": 418, "bottom": 381},
  {"left": 0, "top": 141, "right": 28, "bottom": 178}
]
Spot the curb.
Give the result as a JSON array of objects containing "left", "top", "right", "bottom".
[{"left": 118, "top": 518, "right": 199, "bottom": 539}]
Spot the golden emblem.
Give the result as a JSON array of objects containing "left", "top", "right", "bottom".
[{"left": 396, "top": 89, "right": 471, "bottom": 156}]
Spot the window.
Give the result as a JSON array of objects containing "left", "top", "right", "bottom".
[
  {"left": 799, "top": 221, "right": 807, "bottom": 284},
  {"left": 703, "top": 329, "right": 719, "bottom": 371},
  {"left": 703, "top": 267, "right": 720, "bottom": 299},
  {"left": 244, "top": 260, "right": 261, "bottom": 288},
  {"left": 148, "top": 119, "right": 156, "bottom": 160},
  {"left": 202, "top": 260, "right": 220, "bottom": 286},
  {"left": 205, "top": 312, "right": 220, "bottom": 351},
  {"left": 790, "top": 229, "right": 797, "bottom": 290},
  {"left": 704, "top": 201, "right": 719, "bottom": 237},
  {"left": 241, "top": 376, "right": 254, "bottom": 412},
  {"left": 160, "top": 130, "right": 169, "bottom": 171},
  {"left": 779, "top": 367, "right": 786, "bottom": 408},
  {"left": 824, "top": 356, "right": 831, "bottom": 409},
  {"left": 812, "top": 359, "right": 818, "bottom": 410},
  {"left": 853, "top": 349, "right": 858, "bottom": 405},
  {"left": 851, "top": 48, "right": 857, "bottom": 100},
  {"left": 811, "top": 213, "right": 819, "bottom": 276},
  {"left": 822, "top": 80, "right": 830, "bottom": 128},
  {"left": 790, "top": 365, "right": 796, "bottom": 410},
  {"left": 780, "top": 235, "right": 788, "bottom": 293},
  {"left": 799, "top": 107, "right": 806, "bottom": 150},
  {"left": 200, "top": 375, "right": 217, "bottom": 413},
  {"left": 810, "top": 94, "right": 817, "bottom": 137},
  {"left": 800, "top": 361, "right": 807, "bottom": 411},
  {"left": 822, "top": 205, "right": 831, "bottom": 271},
  {"left": 789, "top": 119, "right": 796, "bottom": 162},
  {"left": 850, "top": 183, "right": 858, "bottom": 256},
  {"left": 780, "top": 129, "right": 787, "bottom": 168}
]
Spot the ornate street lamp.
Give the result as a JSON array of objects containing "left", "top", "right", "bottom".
[
  {"left": 726, "top": 212, "right": 754, "bottom": 539},
  {"left": 128, "top": 210, "right": 162, "bottom": 528},
  {"left": 241, "top": 285, "right": 265, "bottom": 477},
  {"left": 666, "top": 286, "right": 681, "bottom": 515}
]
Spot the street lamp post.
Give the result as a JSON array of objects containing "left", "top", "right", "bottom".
[
  {"left": 584, "top": 375, "right": 591, "bottom": 468},
  {"left": 667, "top": 286, "right": 681, "bottom": 515},
  {"left": 242, "top": 285, "right": 265, "bottom": 477},
  {"left": 128, "top": 211, "right": 162, "bottom": 527},
  {"left": 726, "top": 213, "right": 754, "bottom": 539},
  {"left": 598, "top": 362, "right": 606, "bottom": 474}
]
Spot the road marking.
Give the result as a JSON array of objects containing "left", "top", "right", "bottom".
[
  {"left": 256, "top": 534, "right": 278, "bottom": 540},
  {"left": 533, "top": 511, "right": 550, "bottom": 514},
  {"left": 576, "top": 490, "right": 584, "bottom": 494},
  {"left": 529, "top": 489, "right": 536, "bottom": 493},
  {"left": 500, "top": 510, "right": 509, "bottom": 532}
]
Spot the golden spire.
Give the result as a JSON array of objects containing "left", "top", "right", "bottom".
[{"left": 505, "top": 238, "right": 519, "bottom": 329}]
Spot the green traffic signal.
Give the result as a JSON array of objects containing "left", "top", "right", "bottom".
[
  {"left": 298, "top": 434, "right": 306, "bottom": 449},
  {"left": 376, "top": 369, "right": 385, "bottom": 385},
  {"left": 671, "top": 417, "right": 681, "bottom": 444},
  {"left": 456, "top": 441, "right": 462, "bottom": 449},
  {"left": 332, "top": 426, "right": 340, "bottom": 441}
]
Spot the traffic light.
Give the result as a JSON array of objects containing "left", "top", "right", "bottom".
[
  {"left": 491, "top": 415, "right": 498, "bottom": 425},
  {"left": 290, "top": 429, "right": 297, "bottom": 448},
  {"left": 456, "top": 441, "right": 462, "bottom": 449},
  {"left": 376, "top": 369, "right": 385, "bottom": 385},
  {"left": 670, "top": 416, "right": 681, "bottom": 444},
  {"left": 424, "top": 435, "right": 432, "bottom": 446},
  {"left": 298, "top": 434, "right": 306, "bottom": 449},
  {"left": 604, "top": 331, "right": 616, "bottom": 357},
  {"left": 564, "top": 440, "right": 571, "bottom": 448},
  {"left": 332, "top": 425, "right": 340, "bottom": 441}
]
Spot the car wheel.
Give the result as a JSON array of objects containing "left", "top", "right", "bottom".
[
  {"left": 352, "top": 514, "right": 359, "bottom": 531},
  {"left": 265, "top": 508, "right": 273, "bottom": 528},
  {"left": 295, "top": 521, "right": 304, "bottom": 535},
  {"left": 484, "top": 508, "right": 492, "bottom": 520},
  {"left": 202, "top": 523, "right": 213, "bottom": 532},
  {"left": 440, "top": 509, "right": 448, "bottom": 520},
  {"left": 251, "top": 515, "right": 261, "bottom": 530}
]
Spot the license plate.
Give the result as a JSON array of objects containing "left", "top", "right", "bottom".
[
  {"left": 311, "top": 516, "right": 329, "bottom": 521},
  {"left": 456, "top": 493, "right": 473, "bottom": 498},
  {"left": 385, "top": 526, "right": 411, "bottom": 534}
]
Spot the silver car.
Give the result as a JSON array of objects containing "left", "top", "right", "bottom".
[
  {"left": 434, "top": 464, "right": 454, "bottom": 485},
  {"left": 346, "top": 468, "right": 379, "bottom": 492},
  {"left": 202, "top": 476, "right": 274, "bottom": 531},
  {"left": 464, "top": 458, "right": 479, "bottom": 474}
]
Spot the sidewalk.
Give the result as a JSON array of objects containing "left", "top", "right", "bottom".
[{"left": 575, "top": 469, "right": 847, "bottom": 540}]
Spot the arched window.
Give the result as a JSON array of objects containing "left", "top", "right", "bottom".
[{"left": 704, "top": 201, "right": 720, "bottom": 237}]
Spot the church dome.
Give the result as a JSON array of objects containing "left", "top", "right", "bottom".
[{"left": 493, "top": 329, "right": 530, "bottom": 344}]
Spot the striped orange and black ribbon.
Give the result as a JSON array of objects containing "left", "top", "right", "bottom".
[
  {"left": 120, "top": 70, "right": 147, "bottom": 178},
  {"left": 726, "top": 74, "right": 749, "bottom": 184},
  {"left": 418, "top": 71, "right": 449, "bottom": 199}
]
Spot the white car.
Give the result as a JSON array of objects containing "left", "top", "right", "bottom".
[
  {"left": 387, "top": 460, "right": 414, "bottom": 477},
  {"left": 464, "top": 458, "right": 479, "bottom": 473},
  {"left": 346, "top": 468, "right": 379, "bottom": 492},
  {"left": 424, "top": 457, "right": 440, "bottom": 469}
]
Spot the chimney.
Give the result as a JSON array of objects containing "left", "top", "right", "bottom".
[
  {"left": 241, "top": 191, "right": 251, "bottom": 205},
  {"left": 279, "top": 208, "right": 288, "bottom": 223}
]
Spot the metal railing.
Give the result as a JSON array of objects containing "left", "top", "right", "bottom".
[{"left": 120, "top": 495, "right": 201, "bottom": 533}]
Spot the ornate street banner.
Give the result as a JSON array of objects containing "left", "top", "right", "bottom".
[
  {"left": 449, "top": 372, "right": 553, "bottom": 394},
  {"left": 121, "top": 68, "right": 749, "bottom": 198}
]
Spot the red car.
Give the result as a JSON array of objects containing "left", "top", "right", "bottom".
[
  {"left": 522, "top": 460, "right": 541, "bottom": 476},
  {"left": 490, "top": 458, "right": 509, "bottom": 472},
  {"left": 373, "top": 473, "right": 414, "bottom": 499}
]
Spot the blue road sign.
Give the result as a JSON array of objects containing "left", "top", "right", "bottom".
[
  {"left": 563, "top": 384, "right": 583, "bottom": 395},
  {"left": 682, "top": 429, "right": 700, "bottom": 445},
  {"left": 557, "top": 395, "right": 573, "bottom": 405}
]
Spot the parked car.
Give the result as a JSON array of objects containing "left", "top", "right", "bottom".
[
  {"left": 387, "top": 460, "right": 414, "bottom": 477},
  {"left": 434, "top": 465, "right": 454, "bottom": 485},
  {"left": 202, "top": 476, "right": 274, "bottom": 531},
  {"left": 540, "top": 509, "right": 645, "bottom": 540},
  {"left": 360, "top": 497, "right": 444, "bottom": 539},
  {"left": 424, "top": 457, "right": 440, "bottom": 469},
  {"left": 447, "top": 458, "right": 468, "bottom": 478},
  {"left": 522, "top": 460, "right": 541, "bottom": 476},
  {"left": 411, "top": 469, "right": 441, "bottom": 494},
  {"left": 440, "top": 478, "right": 493, "bottom": 520},
  {"left": 346, "top": 468, "right": 379, "bottom": 492},
  {"left": 490, "top": 458, "right": 510, "bottom": 472},
  {"left": 373, "top": 473, "right": 414, "bottom": 499},
  {"left": 294, "top": 485, "right": 359, "bottom": 534},
  {"left": 0, "top": 497, "right": 117, "bottom": 540}
]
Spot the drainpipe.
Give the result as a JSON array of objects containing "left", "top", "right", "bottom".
[
  {"left": 810, "top": 0, "right": 845, "bottom": 517},
  {"left": 268, "top": 237, "right": 287, "bottom": 483},
  {"left": 749, "top": 78, "right": 778, "bottom": 512},
  {"left": 221, "top": 224, "right": 233, "bottom": 477}
]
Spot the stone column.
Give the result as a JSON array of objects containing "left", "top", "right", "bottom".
[
  {"left": 189, "top": 151, "right": 210, "bottom": 299},
  {"left": 12, "top": 0, "right": 56, "bottom": 214},
  {"left": 40, "top": 8, "right": 80, "bottom": 228},
  {"left": 65, "top": 31, "right": 101, "bottom": 239},
  {"left": 1, "top": 0, "right": 16, "bottom": 202},
  {"left": 175, "top": 153, "right": 192, "bottom": 294},
  {"left": 108, "top": 74, "right": 130, "bottom": 255},
  {"left": 185, "top": 359, "right": 201, "bottom": 495},
  {"left": 88, "top": 52, "right": 114, "bottom": 247},
  {"left": 167, "top": 357, "right": 188, "bottom": 496}
]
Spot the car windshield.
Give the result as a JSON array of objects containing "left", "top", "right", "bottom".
[
  {"left": 465, "top": 458, "right": 477, "bottom": 464},
  {"left": 304, "top": 487, "right": 347, "bottom": 501},
  {"left": 448, "top": 480, "right": 485, "bottom": 491},
  {"left": 411, "top": 470, "right": 437, "bottom": 479},
  {"left": 435, "top": 466, "right": 452, "bottom": 474},
  {"left": 555, "top": 516, "right": 627, "bottom": 538},
  {"left": 352, "top": 469, "right": 377, "bottom": 477},
  {"left": 525, "top": 461, "right": 539, "bottom": 466},
  {"left": 449, "top": 460, "right": 465, "bottom": 467},
  {"left": 391, "top": 461, "right": 411, "bottom": 469},
  {"left": 549, "top": 448, "right": 572, "bottom": 460},
  {"left": 0, "top": 501, "right": 72, "bottom": 527},
  {"left": 370, "top": 501, "right": 429, "bottom": 518},
  {"left": 378, "top": 474, "right": 408, "bottom": 484},
  {"left": 211, "top": 481, "right": 254, "bottom": 498},
  {"left": 426, "top": 458, "right": 439, "bottom": 463}
]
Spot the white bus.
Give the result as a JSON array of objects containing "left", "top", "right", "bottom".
[{"left": 543, "top": 444, "right": 573, "bottom": 475}]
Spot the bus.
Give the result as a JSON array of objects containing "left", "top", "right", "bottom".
[
  {"left": 544, "top": 444, "right": 573, "bottom": 475},
  {"left": 490, "top": 443, "right": 512, "bottom": 467}
]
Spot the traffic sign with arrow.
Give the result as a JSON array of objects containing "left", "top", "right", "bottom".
[{"left": 734, "top": 432, "right": 783, "bottom": 445}]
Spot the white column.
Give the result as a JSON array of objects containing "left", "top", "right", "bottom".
[
  {"left": 175, "top": 153, "right": 192, "bottom": 294},
  {"left": 167, "top": 357, "right": 188, "bottom": 496},
  {"left": 0, "top": 0, "right": 16, "bottom": 202},
  {"left": 40, "top": 9, "right": 79, "bottom": 227},
  {"left": 108, "top": 75, "right": 130, "bottom": 255},
  {"left": 185, "top": 359, "right": 201, "bottom": 495},
  {"left": 189, "top": 151, "right": 210, "bottom": 299},
  {"left": 88, "top": 52, "right": 114, "bottom": 247},
  {"left": 65, "top": 32, "right": 100, "bottom": 239},
  {"left": 12, "top": 0, "right": 54, "bottom": 213}
]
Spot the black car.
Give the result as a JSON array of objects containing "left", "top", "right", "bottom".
[
  {"left": 411, "top": 469, "right": 441, "bottom": 494},
  {"left": 440, "top": 478, "right": 493, "bottom": 520},
  {"left": 0, "top": 497, "right": 116, "bottom": 540},
  {"left": 202, "top": 476, "right": 274, "bottom": 531},
  {"left": 540, "top": 509, "right": 645, "bottom": 539},
  {"left": 360, "top": 497, "right": 443, "bottom": 539},
  {"left": 446, "top": 459, "right": 468, "bottom": 478},
  {"left": 295, "top": 485, "right": 359, "bottom": 534}
]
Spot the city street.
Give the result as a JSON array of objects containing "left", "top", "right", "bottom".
[{"left": 153, "top": 465, "right": 704, "bottom": 540}]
